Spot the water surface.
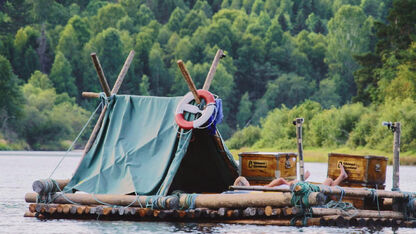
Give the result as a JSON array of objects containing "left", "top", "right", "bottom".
[{"left": 1, "top": 152, "right": 415, "bottom": 233}]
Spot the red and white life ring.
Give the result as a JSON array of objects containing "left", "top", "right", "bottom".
[{"left": 175, "top": 90, "right": 216, "bottom": 130}]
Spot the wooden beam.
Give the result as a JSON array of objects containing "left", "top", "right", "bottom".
[
  {"left": 90, "top": 53, "right": 111, "bottom": 97},
  {"left": 203, "top": 49, "right": 224, "bottom": 91},
  {"left": 82, "top": 92, "right": 100, "bottom": 98},
  {"left": 81, "top": 51, "right": 135, "bottom": 157},
  {"left": 179, "top": 192, "right": 325, "bottom": 209},
  {"left": 25, "top": 193, "right": 179, "bottom": 209},
  {"left": 177, "top": 60, "right": 200, "bottom": 104},
  {"left": 81, "top": 105, "right": 107, "bottom": 157},
  {"left": 112, "top": 50, "right": 135, "bottom": 94}
]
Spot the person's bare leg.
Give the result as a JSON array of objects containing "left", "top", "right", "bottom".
[
  {"left": 332, "top": 164, "right": 348, "bottom": 186},
  {"left": 265, "top": 178, "right": 289, "bottom": 187},
  {"left": 304, "top": 170, "right": 311, "bottom": 180},
  {"left": 322, "top": 178, "right": 334, "bottom": 186},
  {"left": 234, "top": 176, "right": 250, "bottom": 186}
]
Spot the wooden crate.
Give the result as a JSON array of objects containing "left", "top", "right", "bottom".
[
  {"left": 327, "top": 153, "right": 387, "bottom": 209},
  {"left": 238, "top": 152, "right": 297, "bottom": 185},
  {"left": 327, "top": 153, "right": 387, "bottom": 185}
]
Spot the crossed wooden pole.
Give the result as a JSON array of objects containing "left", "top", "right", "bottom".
[
  {"left": 80, "top": 49, "right": 225, "bottom": 158},
  {"left": 81, "top": 50, "right": 135, "bottom": 157},
  {"left": 177, "top": 49, "right": 225, "bottom": 101}
]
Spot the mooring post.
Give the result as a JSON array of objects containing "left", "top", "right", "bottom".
[
  {"left": 392, "top": 122, "right": 401, "bottom": 191},
  {"left": 293, "top": 118, "right": 305, "bottom": 181},
  {"left": 382, "top": 121, "right": 401, "bottom": 211}
]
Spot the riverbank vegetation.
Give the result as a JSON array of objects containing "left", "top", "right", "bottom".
[{"left": 0, "top": 0, "right": 415, "bottom": 155}]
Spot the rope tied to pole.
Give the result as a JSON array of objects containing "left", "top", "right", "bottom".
[
  {"left": 321, "top": 185, "right": 358, "bottom": 217},
  {"left": 403, "top": 192, "right": 416, "bottom": 220},
  {"left": 290, "top": 182, "right": 321, "bottom": 226},
  {"left": 178, "top": 193, "right": 198, "bottom": 210}
]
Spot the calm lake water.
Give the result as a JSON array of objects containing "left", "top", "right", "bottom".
[{"left": 1, "top": 151, "right": 416, "bottom": 233}]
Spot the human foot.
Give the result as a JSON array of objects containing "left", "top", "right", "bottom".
[
  {"left": 304, "top": 170, "right": 311, "bottom": 180},
  {"left": 339, "top": 164, "right": 348, "bottom": 180}
]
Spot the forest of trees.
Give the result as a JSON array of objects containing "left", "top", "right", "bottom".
[{"left": 0, "top": 0, "right": 415, "bottom": 152}]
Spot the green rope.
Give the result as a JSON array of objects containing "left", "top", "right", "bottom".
[
  {"left": 178, "top": 193, "right": 198, "bottom": 210},
  {"left": 290, "top": 182, "right": 320, "bottom": 226},
  {"left": 291, "top": 182, "right": 321, "bottom": 208}
]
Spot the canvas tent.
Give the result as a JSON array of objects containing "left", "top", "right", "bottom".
[{"left": 65, "top": 95, "right": 238, "bottom": 195}]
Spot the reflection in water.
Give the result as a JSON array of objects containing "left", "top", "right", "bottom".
[{"left": 0, "top": 154, "right": 415, "bottom": 233}]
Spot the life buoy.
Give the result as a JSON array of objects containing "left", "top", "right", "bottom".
[{"left": 175, "top": 90, "right": 216, "bottom": 130}]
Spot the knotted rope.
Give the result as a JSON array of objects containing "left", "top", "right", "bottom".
[{"left": 290, "top": 182, "right": 321, "bottom": 226}]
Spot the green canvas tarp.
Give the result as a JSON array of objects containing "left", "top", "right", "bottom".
[{"left": 65, "top": 95, "right": 238, "bottom": 195}]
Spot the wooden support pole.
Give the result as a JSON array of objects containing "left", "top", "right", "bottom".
[
  {"left": 220, "top": 218, "right": 321, "bottom": 226},
  {"left": 292, "top": 207, "right": 405, "bottom": 219},
  {"left": 112, "top": 50, "right": 135, "bottom": 94},
  {"left": 91, "top": 53, "right": 111, "bottom": 97},
  {"left": 24, "top": 211, "right": 36, "bottom": 218},
  {"left": 392, "top": 122, "right": 401, "bottom": 191},
  {"left": 232, "top": 184, "right": 416, "bottom": 199},
  {"left": 82, "top": 92, "right": 100, "bottom": 99},
  {"left": 202, "top": 49, "right": 225, "bottom": 91},
  {"left": 32, "top": 179, "right": 70, "bottom": 194},
  {"left": 25, "top": 193, "right": 179, "bottom": 209},
  {"left": 294, "top": 118, "right": 305, "bottom": 181},
  {"left": 81, "top": 51, "right": 134, "bottom": 158},
  {"left": 179, "top": 192, "right": 325, "bottom": 209},
  {"left": 177, "top": 60, "right": 201, "bottom": 104},
  {"left": 82, "top": 105, "right": 107, "bottom": 156}
]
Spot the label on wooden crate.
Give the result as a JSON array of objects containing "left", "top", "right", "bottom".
[
  {"left": 337, "top": 160, "right": 358, "bottom": 170},
  {"left": 247, "top": 160, "right": 268, "bottom": 169}
]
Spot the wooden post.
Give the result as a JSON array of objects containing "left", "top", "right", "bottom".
[
  {"left": 112, "top": 50, "right": 135, "bottom": 94},
  {"left": 202, "top": 49, "right": 225, "bottom": 90},
  {"left": 81, "top": 51, "right": 134, "bottom": 158},
  {"left": 90, "top": 53, "right": 111, "bottom": 97},
  {"left": 294, "top": 118, "right": 305, "bottom": 181},
  {"left": 82, "top": 92, "right": 100, "bottom": 98},
  {"left": 392, "top": 122, "right": 401, "bottom": 191},
  {"left": 177, "top": 60, "right": 200, "bottom": 104},
  {"left": 392, "top": 122, "right": 401, "bottom": 212}
]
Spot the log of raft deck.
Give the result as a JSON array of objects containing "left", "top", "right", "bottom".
[
  {"left": 25, "top": 192, "right": 325, "bottom": 209},
  {"left": 231, "top": 185, "right": 416, "bottom": 199},
  {"left": 26, "top": 202, "right": 416, "bottom": 228}
]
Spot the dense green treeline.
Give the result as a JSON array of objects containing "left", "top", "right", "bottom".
[
  {"left": 0, "top": 0, "right": 414, "bottom": 151},
  {"left": 227, "top": 0, "right": 416, "bottom": 152}
]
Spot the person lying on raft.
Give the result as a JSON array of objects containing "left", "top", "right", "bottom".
[{"left": 234, "top": 164, "right": 348, "bottom": 188}]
